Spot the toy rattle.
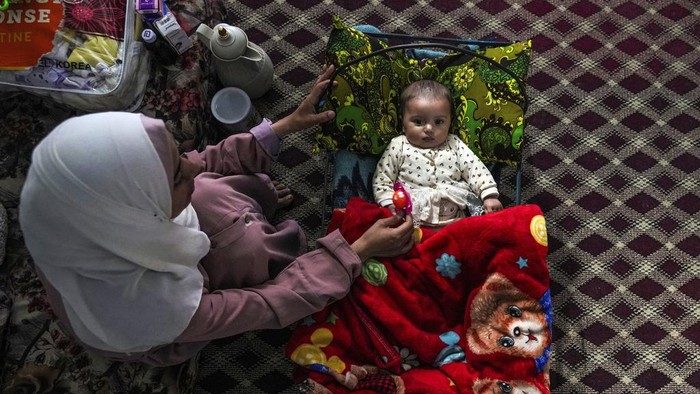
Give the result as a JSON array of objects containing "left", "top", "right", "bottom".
[
  {"left": 392, "top": 182, "right": 412, "bottom": 216},
  {"left": 392, "top": 182, "right": 422, "bottom": 243}
]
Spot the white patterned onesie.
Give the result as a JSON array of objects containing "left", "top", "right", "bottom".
[{"left": 373, "top": 134, "right": 499, "bottom": 227}]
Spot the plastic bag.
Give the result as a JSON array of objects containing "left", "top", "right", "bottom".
[{"left": 0, "top": 0, "right": 150, "bottom": 111}]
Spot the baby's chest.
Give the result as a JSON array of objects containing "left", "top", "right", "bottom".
[{"left": 400, "top": 150, "right": 462, "bottom": 182}]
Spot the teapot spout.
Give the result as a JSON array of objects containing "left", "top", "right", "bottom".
[{"left": 195, "top": 23, "right": 213, "bottom": 45}]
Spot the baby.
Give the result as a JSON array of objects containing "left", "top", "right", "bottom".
[{"left": 373, "top": 80, "right": 503, "bottom": 228}]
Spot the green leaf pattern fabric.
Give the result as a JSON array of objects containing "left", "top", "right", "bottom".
[
  {"left": 315, "top": 16, "right": 531, "bottom": 167},
  {"left": 317, "top": 17, "right": 402, "bottom": 154}
]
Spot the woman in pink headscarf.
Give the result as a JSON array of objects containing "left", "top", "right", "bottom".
[{"left": 19, "top": 66, "right": 415, "bottom": 366}]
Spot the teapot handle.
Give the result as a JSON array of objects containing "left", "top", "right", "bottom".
[{"left": 241, "top": 44, "right": 263, "bottom": 62}]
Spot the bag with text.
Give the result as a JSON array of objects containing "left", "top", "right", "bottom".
[{"left": 0, "top": 0, "right": 150, "bottom": 111}]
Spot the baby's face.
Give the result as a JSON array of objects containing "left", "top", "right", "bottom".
[{"left": 402, "top": 96, "right": 451, "bottom": 149}]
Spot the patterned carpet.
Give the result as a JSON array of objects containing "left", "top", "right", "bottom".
[{"left": 194, "top": 1, "right": 700, "bottom": 393}]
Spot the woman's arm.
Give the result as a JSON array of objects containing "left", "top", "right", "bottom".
[
  {"left": 176, "top": 230, "right": 361, "bottom": 341},
  {"left": 185, "top": 120, "right": 278, "bottom": 175},
  {"left": 177, "top": 212, "right": 414, "bottom": 342},
  {"left": 185, "top": 65, "right": 337, "bottom": 176}
]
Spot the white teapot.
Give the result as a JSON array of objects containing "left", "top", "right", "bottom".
[{"left": 196, "top": 23, "right": 274, "bottom": 99}]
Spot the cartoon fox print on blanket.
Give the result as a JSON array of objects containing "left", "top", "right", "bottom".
[{"left": 467, "top": 272, "right": 551, "bottom": 358}]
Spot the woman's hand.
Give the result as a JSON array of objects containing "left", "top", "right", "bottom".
[
  {"left": 351, "top": 215, "right": 415, "bottom": 262},
  {"left": 271, "top": 65, "right": 336, "bottom": 138}
]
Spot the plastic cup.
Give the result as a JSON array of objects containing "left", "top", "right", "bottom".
[{"left": 210, "top": 87, "right": 261, "bottom": 134}]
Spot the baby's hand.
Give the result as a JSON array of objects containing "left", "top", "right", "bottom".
[{"left": 483, "top": 197, "right": 503, "bottom": 214}]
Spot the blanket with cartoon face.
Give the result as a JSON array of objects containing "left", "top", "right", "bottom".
[{"left": 286, "top": 198, "right": 552, "bottom": 394}]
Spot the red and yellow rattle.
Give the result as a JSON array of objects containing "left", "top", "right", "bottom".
[
  {"left": 392, "top": 182, "right": 422, "bottom": 243},
  {"left": 392, "top": 182, "right": 412, "bottom": 216}
]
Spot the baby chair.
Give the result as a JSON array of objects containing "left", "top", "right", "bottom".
[
  {"left": 284, "top": 21, "right": 552, "bottom": 394},
  {"left": 314, "top": 18, "right": 532, "bottom": 225}
]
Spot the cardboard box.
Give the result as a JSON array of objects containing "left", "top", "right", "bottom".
[{"left": 154, "top": 12, "right": 193, "bottom": 54}]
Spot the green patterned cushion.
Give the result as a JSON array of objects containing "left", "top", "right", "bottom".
[
  {"left": 314, "top": 17, "right": 401, "bottom": 155},
  {"left": 314, "top": 16, "right": 531, "bottom": 167}
]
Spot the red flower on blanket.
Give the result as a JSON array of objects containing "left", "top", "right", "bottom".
[{"left": 63, "top": 0, "right": 127, "bottom": 40}]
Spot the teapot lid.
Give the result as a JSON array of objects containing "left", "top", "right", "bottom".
[{"left": 212, "top": 24, "right": 248, "bottom": 59}]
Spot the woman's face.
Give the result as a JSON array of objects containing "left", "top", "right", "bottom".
[
  {"left": 169, "top": 139, "right": 200, "bottom": 218},
  {"left": 402, "top": 96, "right": 451, "bottom": 149}
]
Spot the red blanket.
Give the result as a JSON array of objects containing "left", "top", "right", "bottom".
[{"left": 286, "top": 198, "right": 552, "bottom": 393}]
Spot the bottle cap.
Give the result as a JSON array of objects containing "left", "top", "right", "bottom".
[{"left": 141, "top": 29, "right": 157, "bottom": 44}]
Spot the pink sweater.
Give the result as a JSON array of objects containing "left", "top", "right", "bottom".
[{"left": 39, "top": 120, "right": 362, "bottom": 366}]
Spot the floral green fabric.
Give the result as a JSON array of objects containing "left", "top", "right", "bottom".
[
  {"left": 314, "top": 17, "right": 401, "bottom": 155},
  {"left": 314, "top": 17, "right": 532, "bottom": 167}
]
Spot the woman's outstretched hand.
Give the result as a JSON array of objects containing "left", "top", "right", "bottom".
[
  {"left": 351, "top": 215, "right": 416, "bottom": 262},
  {"left": 271, "top": 65, "right": 336, "bottom": 138}
]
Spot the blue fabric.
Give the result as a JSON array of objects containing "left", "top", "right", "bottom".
[{"left": 331, "top": 150, "right": 378, "bottom": 209}]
